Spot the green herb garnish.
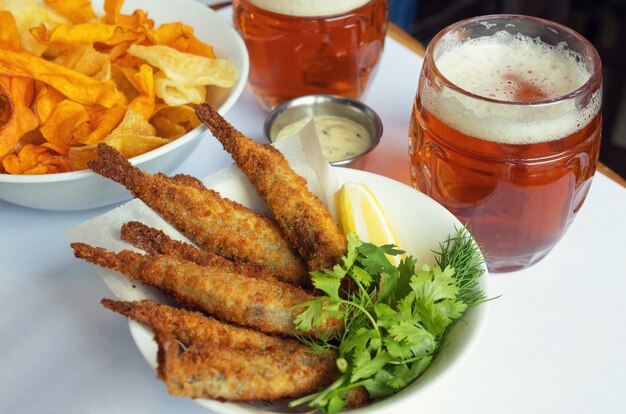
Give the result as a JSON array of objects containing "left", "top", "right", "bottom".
[{"left": 291, "top": 227, "right": 487, "bottom": 413}]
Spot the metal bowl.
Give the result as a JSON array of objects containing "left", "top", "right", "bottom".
[{"left": 264, "top": 94, "right": 383, "bottom": 169}]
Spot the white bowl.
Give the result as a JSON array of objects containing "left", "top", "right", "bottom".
[
  {"left": 0, "top": 0, "right": 249, "bottom": 211},
  {"left": 127, "top": 167, "right": 490, "bottom": 414}
]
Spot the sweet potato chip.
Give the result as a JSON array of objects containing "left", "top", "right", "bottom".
[
  {"left": 2, "top": 143, "right": 71, "bottom": 174},
  {"left": 0, "top": 76, "right": 39, "bottom": 158},
  {"left": 103, "top": 0, "right": 154, "bottom": 30},
  {"left": 109, "top": 63, "right": 138, "bottom": 100},
  {"left": 129, "top": 64, "right": 155, "bottom": 119},
  {"left": 68, "top": 108, "right": 166, "bottom": 169},
  {"left": 34, "top": 83, "right": 65, "bottom": 124},
  {"left": 103, "top": 0, "right": 123, "bottom": 24},
  {"left": 44, "top": 0, "right": 96, "bottom": 24},
  {"left": 109, "top": 42, "right": 138, "bottom": 67},
  {"left": 148, "top": 23, "right": 215, "bottom": 58},
  {"left": 30, "top": 23, "right": 143, "bottom": 49},
  {"left": 72, "top": 104, "right": 126, "bottom": 145},
  {"left": 68, "top": 133, "right": 168, "bottom": 170},
  {"left": 127, "top": 44, "right": 237, "bottom": 88},
  {"left": 0, "top": 49, "right": 126, "bottom": 107},
  {"left": 0, "top": 11, "right": 20, "bottom": 51},
  {"left": 40, "top": 99, "right": 89, "bottom": 155},
  {"left": 118, "top": 9, "right": 153, "bottom": 31}
]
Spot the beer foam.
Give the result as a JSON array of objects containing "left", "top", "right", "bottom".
[
  {"left": 247, "top": 0, "right": 372, "bottom": 17},
  {"left": 422, "top": 31, "right": 600, "bottom": 144}
]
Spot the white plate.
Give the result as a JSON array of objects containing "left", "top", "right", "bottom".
[
  {"left": 0, "top": 0, "right": 249, "bottom": 211},
  {"left": 128, "top": 167, "right": 490, "bottom": 414}
]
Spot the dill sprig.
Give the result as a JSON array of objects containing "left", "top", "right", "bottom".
[{"left": 436, "top": 226, "right": 488, "bottom": 307}]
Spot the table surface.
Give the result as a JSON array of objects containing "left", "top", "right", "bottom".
[{"left": 2, "top": 8, "right": 626, "bottom": 414}]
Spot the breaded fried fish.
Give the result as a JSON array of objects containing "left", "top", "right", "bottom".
[
  {"left": 120, "top": 221, "right": 279, "bottom": 284},
  {"left": 87, "top": 144, "right": 308, "bottom": 286},
  {"left": 73, "top": 243, "right": 341, "bottom": 338},
  {"left": 102, "top": 299, "right": 337, "bottom": 401},
  {"left": 155, "top": 328, "right": 331, "bottom": 401},
  {"left": 196, "top": 103, "right": 347, "bottom": 272}
]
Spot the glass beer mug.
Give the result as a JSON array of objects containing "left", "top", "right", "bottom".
[
  {"left": 409, "top": 15, "right": 602, "bottom": 272},
  {"left": 232, "top": 0, "right": 388, "bottom": 111}
]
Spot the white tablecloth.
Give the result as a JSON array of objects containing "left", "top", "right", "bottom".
[{"left": 2, "top": 9, "right": 626, "bottom": 414}]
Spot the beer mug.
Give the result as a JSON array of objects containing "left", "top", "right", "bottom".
[
  {"left": 409, "top": 15, "right": 602, "bottom": 272},
  {"left": 232, "top": 0, "right": 388, "bottom": 111}
]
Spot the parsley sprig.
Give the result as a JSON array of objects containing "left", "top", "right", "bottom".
[{"left": 291, "top": 227, "right": 487, "bottom": 413}]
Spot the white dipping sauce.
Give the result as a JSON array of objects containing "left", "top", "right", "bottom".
[{"left": 275, "top": 115, "right": 371, "bottom": 162}]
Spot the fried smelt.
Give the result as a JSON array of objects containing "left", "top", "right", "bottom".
[
  {"left": 155, "top": 328, "right": 334, "bottom": 401},
  {"left": 120, "top": 221, "right": 278, "bottom": 283},
  {"left": 72, "top": 243, "right": 341, "bottom": 337},
  {"left": 102, "top": 299, "right": 338, "bottom": 401},
  {"left": 102, "top": 298, "right": 302, "bottom": 349},
  {"left": 196, "top": 103, "right": 347, "bottom": 271},
  {"left": 87, "top": 143, "right": 308, "bottom": 286}
]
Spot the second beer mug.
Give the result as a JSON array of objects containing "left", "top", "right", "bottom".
[
  {"left": 232, "top": 0, "right": 388, "bottom": 111},
  {"left": 409, "top": 15, "right": 602, "bottom": 272}
]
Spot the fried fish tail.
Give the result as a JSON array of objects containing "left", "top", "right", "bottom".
[
  {"left": 87, "top": 144, "right": 309, "bottom": 286},
  {"left": 71, "top": 242, "right": 141, "bottom": 274},
  {"left": 120, "top": 221, "right": 279, "bottom": 283},
  {"left": 153, "top": 326, "right": 336, "bottom": 401},
  {"left": 196, "top": 103, "right": 347, "bottom": 271},
  {"left": 73, "top": 243, "right": 341, "bottom": 337}
]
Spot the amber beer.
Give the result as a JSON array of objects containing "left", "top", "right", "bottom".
[
  {"left": 232, "top": 0, "right": 388, "bottom": 111},
  {"left": 409, "top": 16, "right": 602, "bottom": 272}
]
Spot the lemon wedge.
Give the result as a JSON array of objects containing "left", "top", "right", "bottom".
[{"left": 335, "top": 182, "right": 401, "bottom": 263}]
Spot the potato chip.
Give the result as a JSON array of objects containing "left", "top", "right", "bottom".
[
  {"left": 44, "top": 0, "right": 96, "bottom": 24},
  {"left": 153, "top": 71, "right": 206, "bottom": 106},
  {"left": 128, "top": 44, "right": 237, "bottom": 87},
  {"left": 111, "top": 107, "right": 155, "bottom": 136},
  {"left": 150, "top": 105, "right": 201, "bottom": 139},
  {"left": 0, "top": 49, "right": 126, "bottom": 107},
  {"left": 54, "top": 44, "right": 111, "bottom": 77},
  {"left": 103, "top": 133, "right": 169, "bottom": 157},
  {"left": 40, "top": 99, "right": 89, "bottom": 155},
  {"left": 0, "top": 76, "right": 39, "bottom": 158}
]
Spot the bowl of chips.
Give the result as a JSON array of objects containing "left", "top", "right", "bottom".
[{"left": 0, "top": 0, "right": 248, "bottom": 210}]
